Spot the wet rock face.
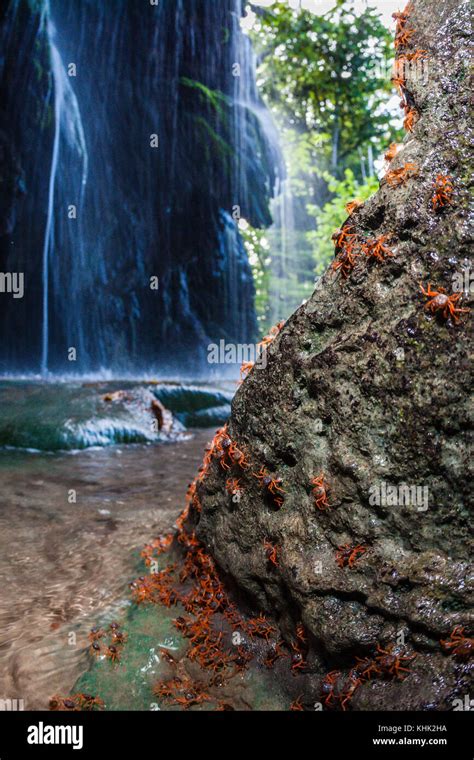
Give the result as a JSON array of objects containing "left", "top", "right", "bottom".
[{"left": 193, "top": 0, "right": 473, "bottom": 709}]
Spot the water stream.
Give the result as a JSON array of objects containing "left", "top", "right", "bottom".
[{"left": 0, "top": 380, "right": 232, "bottom": 709}]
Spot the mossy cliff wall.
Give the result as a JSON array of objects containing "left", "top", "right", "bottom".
[{"left": 193, "top": 0, "right": 473, "bottom": 709}]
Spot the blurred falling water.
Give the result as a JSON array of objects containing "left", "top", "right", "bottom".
[
  {"left": 41, "top": 14, "right": 88, "bottom": 373},
  {"left": 268, "top": 178, "right": 296, "bottom": 325},
  {"left": 265, "top": 175, "right": 315, "bottom": 329}
]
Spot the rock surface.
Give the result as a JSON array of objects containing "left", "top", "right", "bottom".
[{"left": 193, "top": 0, "right": 473, "bottom": 709}]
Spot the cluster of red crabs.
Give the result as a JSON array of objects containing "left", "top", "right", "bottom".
[
  {"left": 49, "top": 2, "right": 471, "bottom": 713},
  {"left": 332, "top": 1, "right": 470, "bottom": 326},
  {"left": 50, "top": 402, "right": 473, "bottom": 712}
]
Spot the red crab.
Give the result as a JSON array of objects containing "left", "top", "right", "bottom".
[
  {"left": 111, "top": 629, "right": 127, "bottom": 645},
  {"left": 395, "top": 27, "right": 415, "bottom": 49},
  {"left": 89, "top": 641, "right": 102, "bottom": 657},
  {"left": 240, "top": 361, "right": 254, "bottom": 381},
  {"left": 105, "top": 645, "right": 120, "bottom": 664},
  {"left": 391, "top": 73, "right": 406, "bottom": 96},
  {"left": 232, "top": 645, "right": 253, "bottom": 672},
  {"left": 340, "top": 671, "right": 365, "bottom": 711},
  {"left": 49, "top": 696, "right": 80, "bottom": 712},
  {"left": 254, "top": 467, "right": 285, "bottom": 507},
  {"left": 258, "top": 321, "right": 285, "bottom": 352},
  {"left": 174, "top": 689, "right": 210, "bottom": 709},
  {"left": 88, "top": 627, "right": 105, "bottom": 643},
  {"left": 354, "top": 655, "right": 381, "bottom": 680},
  {"left": 153, "top": 677, "right": 182, "bottom": 700},
  {"left": 384, "top": 143, "right": 401, "bottom": 164},
  {"left": 332, "top": 225, "right": 357, "bottom": 250},
  {"left": 331, "top": 225, "right": 361, "bottom": 279},
  {"left": 432, "top": 174, "right": 454, "bottom": 210},
  {"left": 399, "top": 50, "right": 427, "bottom": 63},
  {"left": 296, "top": 623, "right": 308, "bottom": 644},
  {"left": 392, "top": 2, "right": 413, "bottom": 34},
  {"left": 440, "top": 626, "right": 474, "bottom": 660},
  {"left": 225, "top": 477, "right": 242, "bottom": 496},
  {"left": 247, "top": 614, "right": 276, "bottom": 642},
  {"left": 228, "top": 441, "right": 251, "bottom": 469},
  {"left": 385, "top": 162, "right": 418, "bottom": 186},
  {"left": 290, "top": 647, "right": 308, "bottom": 675},
  {"left": 362, "top": 234, "right": 394, "bottom": 262},
  {"left": 321, "top": 670, "right": 342, "bottom": 709},
  {"left": 420, "top": 283, "right": 470, "bottom": 324},
  {"left": 403, "top": 107, "right": 419, "bottom": 133},
  {"left": 50, "top": 692, "right": 105, "bottom": 712},
  {"left": 141, "top": 533, "right": 174, "bottom": 565},
  {"left": 75, "top": 693, "right": 105, "bottom": 711},
  {"left": 263, "top": 539, "right": 279, "bottom": 568},
  {"left": 374, "top": 644, "right": 416, "bottom": 679},
  {"left": 331, "top": 245, "right": 360, "bottom": 279},
  {"left": 323, "top": 654, "right": 382, "bottom": 710},
  {"left": 311, "top": 475, "right": 332, "bottom": 511},
  {"left": 345, "top": 199, "right": 363, "bottom": 215},
  {"left": 205, "top": 425, "right": 234, "bottom": 470},
  {"left": 263, "top": 640, "right": 287, "bottom": 668},
  {"left": 290, "top": 695, "right": 304, "bottom": 711},
  {"left": 336, "top": 544, "right": 367, "bottom": 569}
]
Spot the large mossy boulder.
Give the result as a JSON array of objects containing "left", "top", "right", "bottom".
[{"left": 193, "top": 0, "right": 473, "bottom": 709}]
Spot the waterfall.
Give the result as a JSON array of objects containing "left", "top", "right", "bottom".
[
  {"left": 266, "top": 178, "right": 296, "bottom": 325},
  {"left": 40, "top": 13, "right": 88, "bottom": 374},
  {"left": 232, "top": 2, "right": 283, "bottom": 223},
  {"left": 276, "top": 177, "right": 296, "bottom": 284},
  {"left": 40, "top": 37, "right": 60, "bottom": 376},
  {"left": 0, "top": 0, "right": 280, "bottom": 375},
  {"left": 266, "top": 172, "right": 315, "bottom": 328}
]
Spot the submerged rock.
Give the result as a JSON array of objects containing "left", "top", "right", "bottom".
[
  {"left": 193, "top": 0, "right": 473, "bottom": 710},
  {"left": 150, "top": 398, "right": 174, "bottom": 435}
]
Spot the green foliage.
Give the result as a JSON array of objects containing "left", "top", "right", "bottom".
[
  {"left": 239, "top": 222, "right": 272, "bottom": 332},
  {"left": 242, "top": 171, "right": 379, "bottom": 335},
  {"left": 243, "top": 0, "right": 402, "bottom": 324},
  {"left": 241, "top": 217, "right": 315, "bottom": 336},
  {"left": 249, "top": 0, "right": 397, "bottom": 181},
  {"left": 180, "top": 78, "right": 231, "bottom": 119},
  {"left": 308, "top": 169, "right": 379, "bottom": 274},
  {"left": 179, "top": 78, "right": 235, "bottom": 181}
]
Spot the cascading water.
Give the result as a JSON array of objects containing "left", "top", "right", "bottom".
[
  {"left": 266, "top": 175, "right": 315, "bottom": 328},
  {"left": 218, "top": 0, "right": 284, "bottom": 340},
  {"left": 40, "top": 32, "right": 59, "bottom": 376},
  {"left": 232, "top": 3, "right": 284, "bottom": 223},
  {"left": 268, "top": 178, "right": 296, "bottom": 324},
  {"left": 41, "top": 14, "right": 89, "bottom": 374},
  {"left": 0, "top": 0, "right": 281, "bottom": 375}
]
